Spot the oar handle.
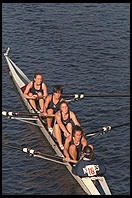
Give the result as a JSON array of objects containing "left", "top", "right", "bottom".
[
  {"left": 69, "top": 159, "right": 78, "bottom": 164},
  {"left": 37, "top": 96, "right": 47, "bottom": 100},
  {"left": 39, "top": 113, "right": 55, "bottom": 118},
  {"left": 63, "top": 158, "right": 77, "bottom": 164}
]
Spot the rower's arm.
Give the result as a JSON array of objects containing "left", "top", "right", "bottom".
[
  {"left": 55, "top": 112, "right": 70, "bottom": 137},
  {"left": 81, "top": 137, "right": 87, "bottom": 150},
  {"left": 44, "top": 95, "right": 51, "bottom": 109},
  {"left": 42, "top": 83, "right": 48, "bottom": 99},
  {"left": 70, "top": 111, "right": 80, "bottom": 126},
  {"left": 23, "top": 82, "right": 34, "bottom": 99},
  {"left": 63, "top": 136, "right": 71, "bottom": 158}
]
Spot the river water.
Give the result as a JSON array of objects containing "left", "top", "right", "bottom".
[{"left": 2, "top": 3, "right": 130, "bottom": 195}]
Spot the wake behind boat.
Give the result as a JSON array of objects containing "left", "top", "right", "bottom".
[{"left": 3, "top": 47, "right": 111, "bottom": 195}]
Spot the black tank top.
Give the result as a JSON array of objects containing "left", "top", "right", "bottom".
[
  {"left": 69, "top": 136, "right": 83, "bottom": 160},
  {"left": 48, "top": 95, "right": 62, "bottom": 113},
  {"left": 30, "top": 81, "right": 43, "bottom": 95},
  {"left": 61, "top": 110, "right": 72, "bottom": 126}
]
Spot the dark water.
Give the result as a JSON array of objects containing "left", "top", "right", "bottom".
[{"left": 2, "top": 3, "right": 130, "bottom": 195}]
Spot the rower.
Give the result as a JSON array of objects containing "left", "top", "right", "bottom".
[
  {"left": 45, "top": 85, "right": 64, "bottom": 134},
  {"left": 72, "top": 145, "right": 106, "bottom": 177},
  {"left": 23, "top": 72, "right": 47, "bottom": 113},
  {"left": 64, "top": 125, "right": 93, "bottom": 161},
  {"left": 53, "top": 101, "right": 80, "bottom": 150}
]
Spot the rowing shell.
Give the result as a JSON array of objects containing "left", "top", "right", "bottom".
[{"left": 3, "top": 47, "right": 111, "bottom": 195}]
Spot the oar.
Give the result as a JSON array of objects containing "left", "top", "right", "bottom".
[
  {"left": 62, "top": 94, "right": 130, "bottom": 100},
  {"left": 2, "top": 110, "right": 55, "bottom": 118},
  {"left": 2, "top": 144, "right": 77, "bottom": 164},
  {"left": 85, "top": 122, "right": 130, "bottom": 137},
  {"left": 2, "top": 110, "right": 55, "bottom": 127}
]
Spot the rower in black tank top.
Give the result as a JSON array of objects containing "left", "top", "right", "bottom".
[
  {"left": 30, "top": 81, "right": 43, "bottom": 95},
  {"left": 60, "top": 110, "right": 72, "bottom": 126},
  {"left": 69, "top": 136, "right": 83, "bottom": 160},
  {"left": 59, "top": 110, "right": 72, "bottom": 144},
  {"left": 29, "top": 81, "right": 43, "bottom": 109},
  {"left": 48, "top": 95, "right": 62, "bottom": 113}
]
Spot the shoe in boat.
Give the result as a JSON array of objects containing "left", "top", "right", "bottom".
[
  {"left": 48, "top": 127, "right": 53, "bottom": 135},
  {"left": 59, "top": 144, "right": 64, "bottom": 150},
  {"left": 34, "top": 109, "right": 40, "bottom": 114}
]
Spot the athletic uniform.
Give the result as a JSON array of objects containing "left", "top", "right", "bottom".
[
  {"left": 69, "top": 137, "right": 83, "bottom": 160},
  {"left": 60, "top": 110, "right": 72, "bottom": 126},
  {"left": 29, "top": 81, "right": 43, "bottom": 109},
  {"left": 30, "top": 81, "right": 43, "bottom": 95},
  {"left": 72, "top": 157, "right": 106, "bottom": 177},
  {"left": 60, "top": 110, "right": 72, "bottom": 144},
  {"left": 47, "top": 95, "right": 62, "bottom": 113}
]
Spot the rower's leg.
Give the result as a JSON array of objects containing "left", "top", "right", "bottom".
[
  {"left": 47, "top": 109, "right": 54, "bottom": 129},
  {"left": 53, "top": 124, "right": 63, "bottom": 148},
  {"left": 38, "top": 92, "right": 44, "bottom": 112},
  {"left": 66, "top": 123, "right": 72, "bottom": 134},
  {"left": 69, "top": 144, "right": 77, "bottom": 160},
  {"left": 28, "top": 93, "right": 37, "bottom": 111}
]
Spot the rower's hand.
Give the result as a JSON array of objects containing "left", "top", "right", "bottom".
[
  {"left": 39, "top": 112, "right": 47, "bottom": 117},
  {"left": 64, "top": 131, "right": 70, "bottom": 137},
  {"left": 79, "top": 152, "right": 84, "bottom": 160},
  {"left": 32, "top": 95, "right": 38, "bottom": 100},
  {"left": 37, "top": 95, "right": 46, "bottom": 100},
  {"left": 64, "top": 157, "right": 71, "bottom": 162},
  {"left": 43, "top": 112, "right": 48, "bottom": 117}
]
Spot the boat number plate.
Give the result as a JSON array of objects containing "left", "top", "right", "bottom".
[{"left": 83, "top": 165, "right": 97, "bottom": 176}]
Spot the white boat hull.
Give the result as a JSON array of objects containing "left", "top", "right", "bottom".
[{"left": 4, "top": 48, "right": 111, "bottom": 195}]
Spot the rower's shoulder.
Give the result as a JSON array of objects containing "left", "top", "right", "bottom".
[
  {"left": 42, "top": 82, "right": 47, "bottom": 87},
  {"left": 26, "top": 81, "right": 33, "bottom": 88},
  {"left": 55, "top": 110, "right": 61, "bottom": 117},
  {"left": 69, "top": 110, "right": 75, "bottom": 117},
  {"left": 28, "top": 80, "right": 33, "bottom": 84},
  {"left": 46, "top": 94, "right": 52, "bottom": 100},
  {"left": 60, "top": 97, "right": 64, "bottom": 102},
  {"left": 81, "top": 136, "right": 87, "bottom": 142}
]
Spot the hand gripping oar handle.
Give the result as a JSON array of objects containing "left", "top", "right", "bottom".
[
  {"left": 68, "top": 159, "right": 77, "bottom": 164},
  {"left": 23, "top": 148, "right": 77, "bottom": 164}
]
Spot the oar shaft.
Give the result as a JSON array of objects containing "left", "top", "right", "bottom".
[
  {"left": 2, "top": 110, "right": 38, "bottom": 117},
  {"left": 2, "top": 110, "right": 55, "bottom": 118},
  {"left": 62, "top": 94, "right": 130, "bottom": 98},
  {"left": 83, "top": 94, "right": 130, "bottom": 97},
  {"left": 85, "top": 122, "right": 129, "bottom": 137},
  {"left": 3, "top": 144, "right": 76, "bottom": 165},
  {"left": 111, "top": 122, "right": 130, "bottom": 129},
  {"left": 2, "top": 144, "right": 22, "bottom": 151}
]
